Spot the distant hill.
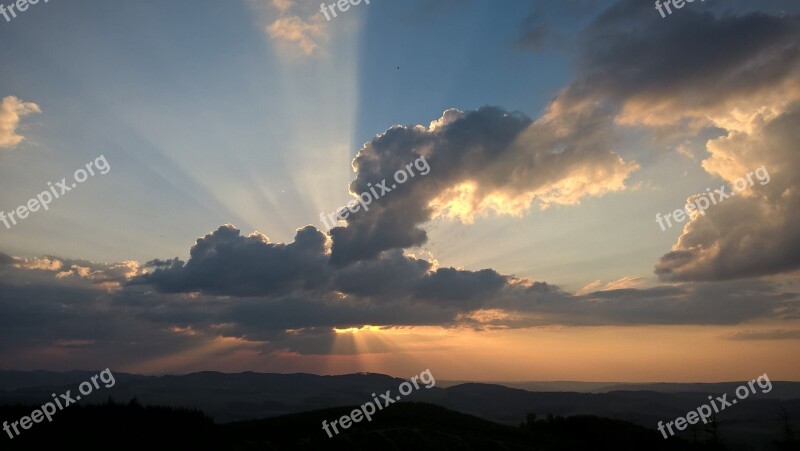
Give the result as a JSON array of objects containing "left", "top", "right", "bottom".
[
  {"left": 439, "top": 380, "right": 800, "bottom": 399},
  {"left": 436, "top": 380, "right": 626, "bottom": 392}
]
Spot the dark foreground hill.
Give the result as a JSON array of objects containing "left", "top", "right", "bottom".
[
  {"left": 2, "top": 371, "right": 800, "bottom": 449},
  {"left": 0, "top": 401, "right": 737, "bottom": 450}
]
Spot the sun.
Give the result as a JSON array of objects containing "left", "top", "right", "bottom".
[{"left": 333, "top": 325, "right": 384, "bottom": 334}]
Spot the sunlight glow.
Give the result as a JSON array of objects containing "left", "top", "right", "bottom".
[{"left": 333, "top": 325, "right": 384, "bottom": 334}]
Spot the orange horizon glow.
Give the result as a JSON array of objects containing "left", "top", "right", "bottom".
[{"left": 75, "top": 322, "right": 800, "bottom": 382}]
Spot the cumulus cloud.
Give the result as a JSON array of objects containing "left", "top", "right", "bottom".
[
  {"left": 577, "top": 7, "right": 800, "bottom": 281},
  {"left": 135, "top": 224, "right": 511, "bottom": 309},
  {"left": 329, "top": 106, "right": 638, "bottom": 265},
  {"left": 523, "top": 0, "right": 800, "bottom": 281},
  {"left": 0, "top": 96, "right": 41, "bottom": 149},
  {"left": 137, "top": 224, "right": 329, "bottom": 296},
  {"left": 654, "top": 108, "right": 800, "bottom": 280},
  {"left": 332, "top": 249, "right": 432, "bottom": 297}
]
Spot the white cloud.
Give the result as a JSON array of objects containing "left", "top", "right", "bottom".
[
  {"left": 0, "top": 96, "right": 41, "bottom": 149},
  {"left": 248, "top": 0, "right": 329, "bottom": 57},
  {"left": 266, "top": 15, "right": 325, "bottom": 56}
]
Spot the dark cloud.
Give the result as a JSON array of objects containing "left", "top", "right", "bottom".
[
  {"left": 0, "top": 252, "right": 14, "bottom": 265},
  {"left": 413, "top": 267, "right": 506, "bottom": 309},
  {"left": 0, "top": 275, "right": 212, "bottom": 371},
  {"left": 578, "top": 4, "right": 800, "bottom": 97},
  {"left": 332, "top": 250, "right": 431, "bottom": 297},
  {"left": 144, "top": 257, "right": 182, "bottom": 269},
  {"left": 137, "top": 224, "right": 330, "bottom": 296},
  {"left": 133, "top": 225, "right": 513, "bottom": 311},
  {"left": 508, "top": 0, "right": 800, "bottom": 146},
  {"left": 1, "top": 244, "right": 799, "bottom": 365},
  {"left": 543, "top": 281, "right": 799, "bottom": 326},
  {"left": 465, "top": 279, "right": 800, "bottom": 329}
]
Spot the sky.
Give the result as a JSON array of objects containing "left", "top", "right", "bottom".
[{"left": 0, "top": 0, "right": 799, "bottom": 382}]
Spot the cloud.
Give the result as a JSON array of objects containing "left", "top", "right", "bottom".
[
  {"left": 135, "top": 224, "right": 511, "bottom": 312},
  {"left": 413, "top": 267, "right": 507, "bottom": 310},
  {"left": 137, "top": 224, "right": 329, "bottom": 296},
  {"left": 602, "top": 276, "right": 645, "bottom": 291},
  {"left": 249, "top": 0, "right": 328, "bottom": 56},
  {"left": 471, "top": 279, "right": 799, "bottom": 329},
  {"left": 575, "top": 280, "right": 603, "bottom": 296},
  {"left": 1, "top": 241, "right": 798, "bottom": 365},
  {"left": 0, "top": 96, "right": 41, "bottom": 149},
  {"left": 272, "top": 0, "right": 294, "bottom": 13},
  {"left": 654, "top": 107, "right": 800, "bottom": 281},
  {"left": 0, "top": 252, "right": 15, "bottom": 266},
  {"left": 329, "top": 106, "right": 638, "bottom": 265},
  {"left": 608, "top": 8, "right": 800, "bottom": 281},
  {"left": 13, "top": 256, "right": 63, "bottom": 271},
  {"left": 532, "top": 1, "right": 800, "bottom": 281},
  {"left": 266, "top": 15, "right": 325, "bottom": 55},
  {"left": 576, "top": 276, "right": 644, "bottom": 295},
  {"left": 728, "top": 329, "right": 800, "bottom": 341},
  {"left": 332, "top": 249, "right": 432, "bottom": 297},
  {"left": 1, "top": 254, "right": 145, "bottom": 290},
  {"left": 576, "top": 5, "right": 800, "bottom": 128},
  {"left": 55, "top": 260, "right": 144, "bottom": 286}
]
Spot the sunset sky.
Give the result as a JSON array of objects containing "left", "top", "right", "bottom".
[{"left": 1, "top": 0, "right": 799, "bottom": 381}]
